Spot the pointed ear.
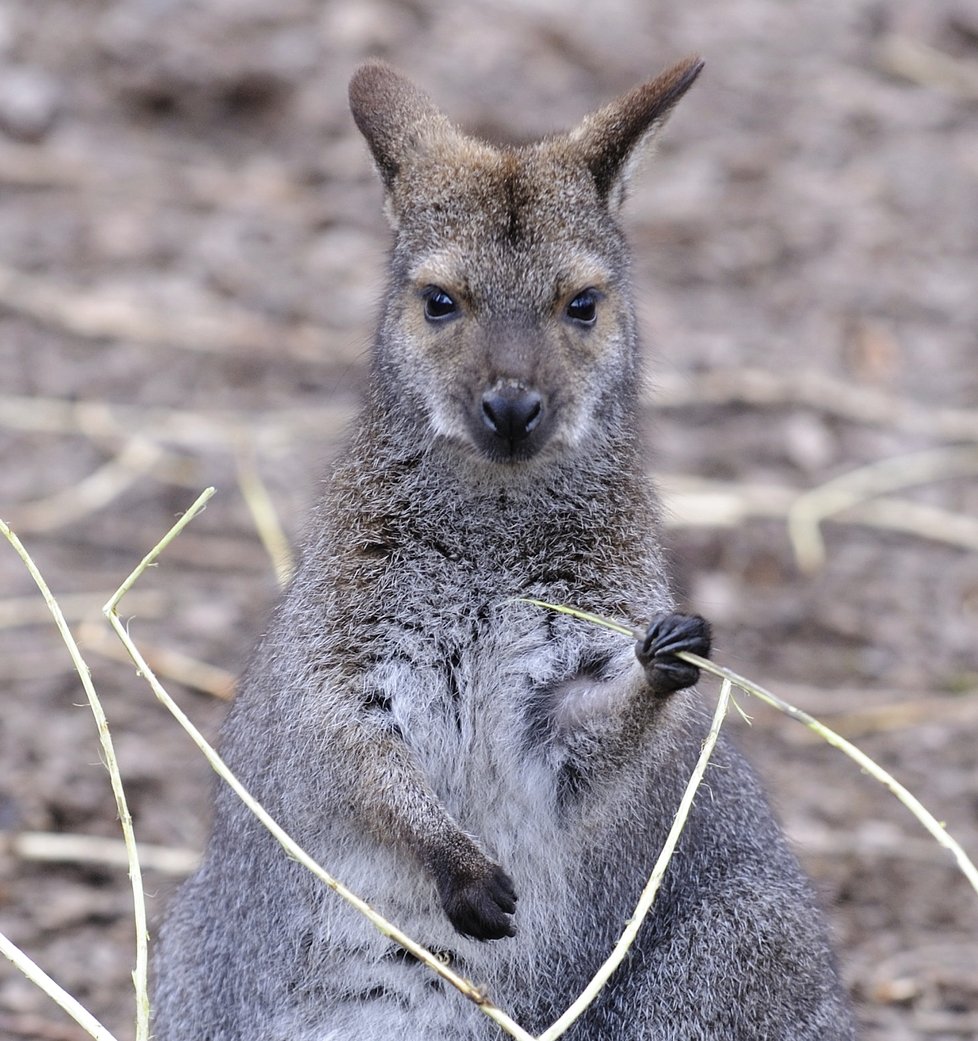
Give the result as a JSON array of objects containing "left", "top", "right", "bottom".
[
  {"left": 349, "top": 60, "right": 458, "bottom": 190},
  {"left": 568, "top": 56, "right": 704, "bottom": 209}
]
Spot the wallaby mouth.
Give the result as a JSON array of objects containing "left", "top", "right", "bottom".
[{"left": 473, "top": 382, "right": 550, "bottom": 463}]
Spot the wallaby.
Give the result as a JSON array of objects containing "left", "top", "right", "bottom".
[{"left": 154, "top": 58, "right": 857, "bottom": 1040}]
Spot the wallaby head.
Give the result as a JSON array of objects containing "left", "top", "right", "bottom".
[{"left": 349, "top": 58, "right": 703, "bottom": 466}]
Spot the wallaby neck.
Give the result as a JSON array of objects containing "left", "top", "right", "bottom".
[{"left": 320, "top": 382, "right": 657, "bottom": 584}]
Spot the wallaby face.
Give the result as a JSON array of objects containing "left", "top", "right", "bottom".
[
  {"left": 153, "top": 59, "right": 857, "bottom": 1041},
  {"left": 350, "top": 59, "right": 702, "bottom": 465}
]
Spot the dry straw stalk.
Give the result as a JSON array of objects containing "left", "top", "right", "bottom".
[{"left": 0, "top": 517, "right": 147, "bottom": 1041}]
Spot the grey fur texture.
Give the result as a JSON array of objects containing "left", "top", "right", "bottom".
[{"left": 153, "top": 58, "right": 857, "bottom": 1040}]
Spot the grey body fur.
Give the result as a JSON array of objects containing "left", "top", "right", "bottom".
[{"left": 154, "top": 59, "right": 856, "bottom": 1040}]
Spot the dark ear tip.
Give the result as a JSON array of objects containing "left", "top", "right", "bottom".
[
  {"left": 683, "top": 54, "right": 706, "bottom": 77},
  {"left": 349, "top": 59, "right": 398, "bottom": 112},
  {"left": 662, "top": 54, "right": 706, "bottom": 101}
]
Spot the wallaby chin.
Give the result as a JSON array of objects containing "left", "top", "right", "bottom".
[
  {"left": 466, "top": 420, "right": 555, "bottom": 466},
  {"left": 450, "top": 418, "right": 596, "bottom": 477},
  {"left": 153, "top": 57, "right": 856, "bottom": 1041}
]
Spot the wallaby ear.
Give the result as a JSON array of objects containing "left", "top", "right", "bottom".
[
  {"left": 568, "top": 56, "right": 704, "bottom": 209},
  {"left": 349, "top": 60, "right": 457, "bottom": 191}
]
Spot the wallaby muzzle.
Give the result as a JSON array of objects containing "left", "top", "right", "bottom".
[{"left": 475, "top": 381, "right": 548, "bottom": 462}]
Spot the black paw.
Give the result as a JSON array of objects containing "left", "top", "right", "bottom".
[
  {"left": 635, "top": 612, "right": 711, "bottom": 697},
  {"left": 438, "top": 863, "right": 517, "bottom": 941}
]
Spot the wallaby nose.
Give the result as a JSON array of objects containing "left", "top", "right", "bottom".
[{"left": 481, "top": 386, "right": 544, "bottom": 443}]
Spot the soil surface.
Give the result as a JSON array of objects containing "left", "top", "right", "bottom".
[{"left": 2, "top": 2, "right": 977, "bottom": 1039}]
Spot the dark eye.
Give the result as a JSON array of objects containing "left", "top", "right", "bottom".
[
  {"left": 423, "top": 286, "right": 458, "bottom": 321},
  {"left": 566, "top": 289, "right": 597, "bottom": 325}
]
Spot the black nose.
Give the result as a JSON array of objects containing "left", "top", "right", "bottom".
[{"left": 481, "top": 386, "right": 544, "bottom": 443}]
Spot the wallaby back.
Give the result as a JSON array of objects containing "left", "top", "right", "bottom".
[{"left": 153, "top": 58, "right": 857, "bottom": 1041}]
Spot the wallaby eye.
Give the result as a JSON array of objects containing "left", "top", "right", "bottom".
[
  {"left": 566, "top": 290, "right": 598, "bottom": 325},
  {"left": 423, "top": 286, "right": 458, "bottom": 321}
]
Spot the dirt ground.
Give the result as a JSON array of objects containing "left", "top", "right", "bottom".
[{"left": 1, "top": 1, "right": 977, "bottom": 1039}]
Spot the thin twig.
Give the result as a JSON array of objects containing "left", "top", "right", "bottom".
[
  {"left": 877, "top": 34, "right": 978, "bottom": 99},
  {"left": 0, "top": 392, "right": 353, "bottom": 452},
  {"left": 104, "top": 492, "right": 534, "bottom": 1041},
  {"left": 787, "top": 445, "right": 978, "bottom": 571},
  {"left": 8, "top": 439, "right": 165, "bottom": 534},
  {"left": 659, "top": 474, "right": 978, "bottom": 554},
  {"left": 517, "top": 599, "right": 634, "bottom": 637},
  {"left": 538, "top": 678, "right": 733, "bottom": 1041},
  {"left": 0, "top": 263, "right": 329, "bottom": 362},
  {"left": 0, "top": 519, "right": 149, "bottom": 1041},
  {"left": 521, "top": 600, "right": 978, "bottom": 904},
  {"left": 104, "top": 488, "right": 217, "bottom": 614},
  {"left": 79, "top": 622, "right": 235, "bottom": 700},
  {"left": 0, "top": 590, "right": 164, "bottom": 630},
  {"left": 7, "top": 831, "right": 199, "bottom": 876},
  {"left": 651, "top": 367, "right": 978, "bottom": 442},
  {"left": 681, "top": 652, "right": 978, "bottom": 901},
  {"left": 234, "top": 445, "right": 295, "bottom": 588},
  {"left": 0, "top": 931, "right": 120, "bottom": 1041},
  {"left": 848, "top": 496, "right": 978, "bottom": 555},
  {"left": 816, "top": 693, "right": 978, "bottom": 738}
]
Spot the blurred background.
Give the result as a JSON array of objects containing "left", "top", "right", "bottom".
[{"left": 1, "top": 1, "right": 977, "bottom": 1038}]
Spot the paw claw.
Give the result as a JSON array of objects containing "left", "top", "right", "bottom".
[
  {"left": 439, "top": 863, "right": 517, "bottom": 941},
  {"left": 635, "top": 612, "right": 711, "bottom": 696}
]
